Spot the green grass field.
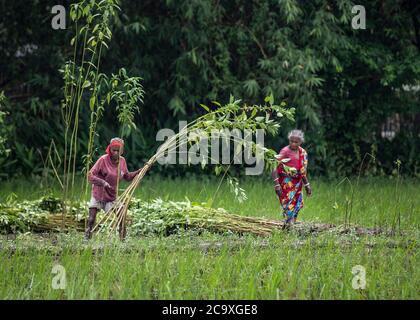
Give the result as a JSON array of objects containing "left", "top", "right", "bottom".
[{"left": 0, "top": 175, "right": 419, "bottom": 299}]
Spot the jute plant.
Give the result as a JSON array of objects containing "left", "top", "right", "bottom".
[
  {"left": 59, "top": 0, "right": 144, "bottom": 229},
  {"left": 61, "top": 0, "right": 120, "bottom": 201}
]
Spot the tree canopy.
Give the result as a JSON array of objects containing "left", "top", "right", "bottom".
[{"left": 0, "top": 0, "right": 419, "bottom": 179}]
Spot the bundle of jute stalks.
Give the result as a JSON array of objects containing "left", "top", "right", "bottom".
[
  {"left": 129, "top": 198, "right": 285, "bottom": 236},
  {"left": 92, "top": 97, "right": 295, "bottom": 239}
]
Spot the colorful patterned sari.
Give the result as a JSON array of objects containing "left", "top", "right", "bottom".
[{"left": 276, "top": 146, "right": 308, "bottom": 222}]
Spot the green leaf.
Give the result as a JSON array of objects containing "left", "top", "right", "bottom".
[
  {"left": 199, "top": 104, "right": 209, "bottom": 112},
  {"left": 229, "top": 94, "right": 234, "bottom": 104},
  {"left": 251, "top": 107, "right": 257, "bottom": 118},
  {"left": 82, "top": 80, "right": 91, "bottom": 88},
  {"left": 89, "top": 96, "right": 96, "bottom": 111},
  {"left": 264, "top": 94, "right": 274, "bottom": 105}
]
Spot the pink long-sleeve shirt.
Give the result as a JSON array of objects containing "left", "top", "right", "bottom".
[{"left": 88, "top": 154, "right": 137, "bottom": 202}]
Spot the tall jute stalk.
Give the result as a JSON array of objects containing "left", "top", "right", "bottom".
[
  {"left": 92, "top": 96, "right": 295, "bottom": 238},
  {"left": 60, "top": 0, "right": 121, "bottom": 229},
  {"left": 59, "top": 1, "right": 144, "bottom": 230}
]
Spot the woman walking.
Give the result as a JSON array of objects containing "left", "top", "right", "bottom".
[
  {"left": 272, "top": 130, "right": 312, "bottom": 225},
  {"left": 85, "top": 137, "right": 141, "bottom": 240}
]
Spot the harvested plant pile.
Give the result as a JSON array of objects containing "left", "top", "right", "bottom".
[
  {"left": 0, "top": 196, "right": 391, "bottom": 237},
  {"left": 0, "top": 196, "right": 85, "bottom": 233},
  {"left": 0, "top": 196, "right": 284, "bottom": 236},
  {"left": 129, "top": 198, "right": 285, "bottom": 236}
]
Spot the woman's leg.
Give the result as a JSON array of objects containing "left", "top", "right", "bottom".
[
  {"left": 292, "top": 187, "right": 304, "bottom": 224},
  {"left": 85, "top": 207, "right": 98, "bottom": 240}
]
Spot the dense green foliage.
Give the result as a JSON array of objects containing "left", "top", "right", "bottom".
[{"left": 1, "top": 0, "right": 419, "bottom": 179}]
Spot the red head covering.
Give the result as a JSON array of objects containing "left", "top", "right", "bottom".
[{"left": 105, "top": 138, "right": 124, "bottom": 157}]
